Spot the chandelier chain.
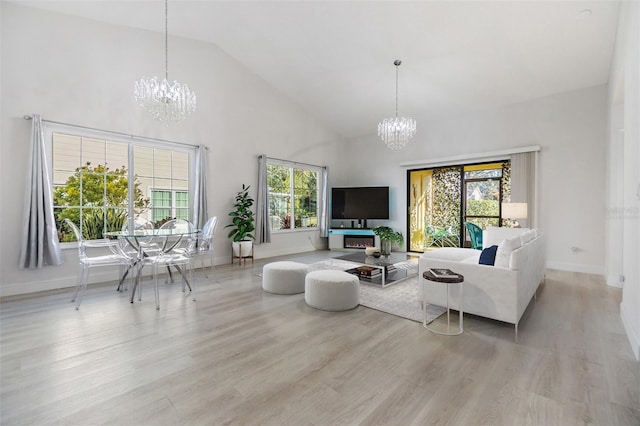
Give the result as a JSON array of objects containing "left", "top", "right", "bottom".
[
  {"left": 395, "top": 62, "right": 399, "bottom": 119},
  {"left": 133, "top": 0, "right": 197, "bottom": 122},
  {"left": 165, "top": 0, "right": 168, "bottom": 80},
  {"left": 377, "top": 59, "right": 416, "bottom": 150}
]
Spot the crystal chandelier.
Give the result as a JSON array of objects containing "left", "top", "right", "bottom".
[
  {"left": 378, "top": 60, "right": 416, "bottom": 150},
  {"left": 134, "top": 0, "right": 196, "bottom": 122}
]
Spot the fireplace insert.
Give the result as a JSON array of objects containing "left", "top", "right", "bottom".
[{"left": 343, "top": 235, "right": 375, "bottom": 249}]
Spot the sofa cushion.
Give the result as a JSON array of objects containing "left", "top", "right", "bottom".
[
  {"left": 421, "top": 247, "right": 478, "bottom": 263},
  {"left": 483, "top": 226, "right": 530, "bottom": 248},
  {"left": 462, "top": 252, "right": 481, "bottom": 263},
  {"left": 479, "top": 245, "right": 498, "bottom": 265},
  {"left": 520, "top": 229, "right": 536, "bottom": 245},
  {"left": 495, "top": 236, "right": 522, "bottom": 268}
]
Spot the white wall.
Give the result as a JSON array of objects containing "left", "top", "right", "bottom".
[
  {"left": 607, "top": 1, "right": 639, "bottom": 361},
  {"left": 340, "top": 85, "right": 608, "bottom": 276},
  {"left": 0, "top": 3, "right": 343, "bottom": 296}
]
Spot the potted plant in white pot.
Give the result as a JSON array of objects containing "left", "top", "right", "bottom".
[
  {"left": 372, "top": 226, "right": 404, "bottom": 256},
  {"left": 225, "top": 184, "right": 255, "bottom": 260}
]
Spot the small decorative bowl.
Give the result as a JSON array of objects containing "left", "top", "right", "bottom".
[{"left": 365, "top": 247, "right": 380, "bottom": 256}]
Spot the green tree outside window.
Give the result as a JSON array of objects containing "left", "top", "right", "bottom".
[{"left": 54, "top": 162, "right": 150, "bottom": 241}]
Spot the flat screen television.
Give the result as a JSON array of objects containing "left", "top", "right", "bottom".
[{"left": 331, "top": 186, "right": 390, "bottom": 220}]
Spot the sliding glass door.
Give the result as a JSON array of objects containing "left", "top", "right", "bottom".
[
  {"left": 408, "top": 161, "right": 510, "bottom": 252},
  {"left": 408, "top": 166, "right": 462, "bottom": 252},
  {"left": 464, "top": 166, "right": 502, "bottom": 229}
]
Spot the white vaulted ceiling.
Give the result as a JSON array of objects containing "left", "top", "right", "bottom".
[{"left": 13, "top": 1, "right": 621, "bottom": 139}]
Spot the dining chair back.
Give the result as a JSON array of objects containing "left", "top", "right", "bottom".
[
  {"left": 425, "top": 225, "right": 459, "bottom": 248},
  {"left": 465, "top": 221, "right": 483, "bottom": 250},
  {"left": 121, "top": 217, "right": 157, "bottom": 249}
]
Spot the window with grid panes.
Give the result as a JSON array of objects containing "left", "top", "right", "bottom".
[
  {"left": 50, "top": 130, "right": 193, "bottom": 242},
  {"left": 151, "top": 190, "right": 189, "bottom": 222},
  {"left": 267, "top": 162, "right": 319, "bottom": 231}
]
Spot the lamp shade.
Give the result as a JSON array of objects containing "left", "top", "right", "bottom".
[{"left": 502, "top": 202, "right": 528, "bottom": 219}]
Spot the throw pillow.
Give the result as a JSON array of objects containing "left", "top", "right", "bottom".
[
  {"left": 478, "top": 245, "right": 498, "bottom": 265},
  {"left": 520, "top": 229, "right": 536, "bottom": 245},
  {"left": 494, "top": 236, "right": 522, "bottom": 268}
]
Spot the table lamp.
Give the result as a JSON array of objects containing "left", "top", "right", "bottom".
[{"left": 502, "top": 202, "right": 528, "bottom": 228}]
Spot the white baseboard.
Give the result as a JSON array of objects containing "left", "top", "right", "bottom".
[
  {"left": 253, "top": 246, "right": 319, "bottom": 260},
  {"left": 606, "top": 274, "right": 624, "bottom": 288},
  {"left": 545, "top": 261, "right": 604, "bottom": 275},
  {"left": 1, "top": 270, "right": 116, "bottom": 298},
  {"left": 1, "top": 254, "right": 227, "bottom": 298},
  {"left": 620, "top": 301, "right": 640, "bottom": 361}
]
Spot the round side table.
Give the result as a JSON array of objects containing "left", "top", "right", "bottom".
[{"left": 422, "top": 269, "right": 464, "bottom": 336}]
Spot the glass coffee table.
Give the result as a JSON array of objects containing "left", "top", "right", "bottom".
[{"left": 335, "top": 252, "right": 418, "bottom": 287}]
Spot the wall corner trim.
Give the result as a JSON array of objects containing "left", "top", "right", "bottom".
[{"left": 620, "top": 301, "right": 640, "bottom": 361}]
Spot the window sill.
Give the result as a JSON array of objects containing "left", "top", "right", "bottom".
[
  {"left": 272, "top": 227, "right": 319, "bottom": 234},
  {"left": 59, "top": 241, "right": 116, "bottom": 250}
]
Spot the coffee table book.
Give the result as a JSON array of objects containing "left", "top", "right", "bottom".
[
  {"left": 428, "top": 268, "right": 459, "bottom": 279},
  {"left": 336, "top": 252, "right": 415, "bottom": 287},
  {"left": 351, "top": 266, "right": 382, "bottom": 277}
]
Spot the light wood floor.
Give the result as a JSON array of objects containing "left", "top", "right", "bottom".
[{"left": 1, "top": 251, "right": 638, "bottom": 425}]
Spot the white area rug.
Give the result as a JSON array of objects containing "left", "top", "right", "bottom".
[{"left": 307, "top": 259, "right": 446, "bottom": 324}]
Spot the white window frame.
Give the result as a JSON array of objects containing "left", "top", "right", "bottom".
[
  {"left": 267, "top": 159, "right": 322, "bottom": 233},
  {"left": 44, "top": 122, "right": 197, "bottom": 246}
]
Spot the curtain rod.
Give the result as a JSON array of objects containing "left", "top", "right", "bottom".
[
  {"left": 258, "top": 154, "right": 326, "bottom": 170},
  {"left": 23, "top": 114, "right": 207, "bottom": 150},
  {"left": 399, "top": 145, "right": 540, "bottom": 168}
]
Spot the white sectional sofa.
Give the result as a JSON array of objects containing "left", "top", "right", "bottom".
[{"left": 418, "top": 227, "right": 545, "bottom": 335}]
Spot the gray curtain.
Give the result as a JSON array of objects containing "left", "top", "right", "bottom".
[
  {"left": 319, "top": 167, "right": 329, "bottom": 238},
  {"left": 192, "top": 145, "right": 208, "bottom": 229},
  {"left": 19, "top": 114, "right": 63, "bottom": 269},
  {"left": 256, "top": 154, "right": 271, "bottom": 243},
  {"left": 510, "top": 151, "right": 535, "bottom": 228}
]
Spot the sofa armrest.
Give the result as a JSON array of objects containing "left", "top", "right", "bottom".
[{"left": 419, "top": 257, "right": 519, "bottom": 324}]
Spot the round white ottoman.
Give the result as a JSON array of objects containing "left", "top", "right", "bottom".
[
  {"left": 262, "top": 261, "right": 309, "bottom": 294},
  {"left": 305, "top": 270, "right": 360, "bottom": 311}
]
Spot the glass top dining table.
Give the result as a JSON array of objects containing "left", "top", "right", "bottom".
[
  {"left": 104, "top": 228, "right": 201, "bottom": 253},
  {"left": 104, "top": 228, "right": 201, "bottom": 238}
]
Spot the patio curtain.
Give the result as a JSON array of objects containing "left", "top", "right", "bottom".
[
  {"left": 319, "top": 167, "right": 329, "bottom": 238},
  {"left": 18, "top": 114, "right": 63, "bottom": 269},
  {"left": 256, "top": 154, "right": 271, "bottom": 244},
  {"left": 510, "top": 151, "right": 535, "bottom": 228},
  {"left": 192, "top": 145, "right": 208, "bottom": 230}
]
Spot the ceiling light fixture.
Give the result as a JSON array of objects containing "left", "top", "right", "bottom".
[
  {"left": 134, "top": 0, "right": 196, "bottom": 122},
  {"left": 378, "top": 59, "right": 416, "bottom": 150}
]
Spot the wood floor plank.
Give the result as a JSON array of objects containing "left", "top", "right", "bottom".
[{"left": 1, "top": 252, "right": 638, "bottom": 425}]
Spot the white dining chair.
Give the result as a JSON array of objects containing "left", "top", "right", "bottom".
[
  {"left": 198, "top": 216, "right": 218, "bottom": 281},
  {"left": 170, "top": 216, "right": 217, "bottom": 281},
  {"left": 116, "top": 217, "right": 157, "bottom": 292},
  {"left": 121, "top": 217, "right": 159, "bottom": 255},
  {"left": 136, "top": 219, "right": 197, "bottom": 310},
  {"left": 64, "top": 219, "right": 136, "bottom": 310}
]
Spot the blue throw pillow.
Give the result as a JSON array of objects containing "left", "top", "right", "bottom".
[{"left": 479, "top": 245, "right": 498, "bottom": 266}]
